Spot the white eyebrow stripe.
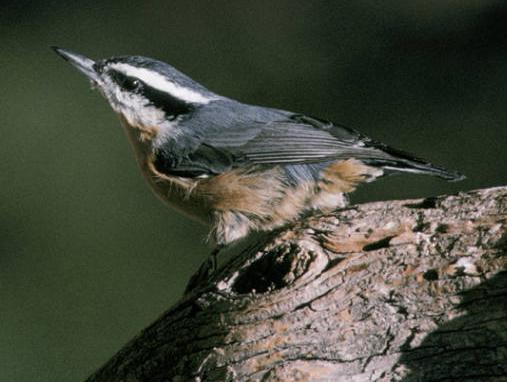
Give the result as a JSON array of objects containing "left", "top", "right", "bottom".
[{"left": 110, "top": 63, "right": 214, "bottom": 104}]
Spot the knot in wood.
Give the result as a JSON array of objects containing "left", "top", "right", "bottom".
[{"left": 231, "top": 242, "right": 313, "bottom": 294}]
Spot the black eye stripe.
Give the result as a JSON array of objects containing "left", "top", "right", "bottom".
[
  {"left": 108, "top": 69, "right": 193, "bottom": 117},
  {"left": 140, "top": 84, "right": 193, "bottom": 117},
  {"left": 109, "top": 69, "right": 140, "bottom": 91}
]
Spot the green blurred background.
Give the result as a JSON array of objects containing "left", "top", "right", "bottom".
[{"left": 2, "top": 1, "right": 507, "bottom": 380}]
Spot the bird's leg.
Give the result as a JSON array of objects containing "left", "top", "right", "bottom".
[{"left": 184, "top": 245, "right": 224, "bottom": 294}]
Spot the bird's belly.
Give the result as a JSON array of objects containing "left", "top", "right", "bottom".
[{"left": 139, "top": 158, "right": 379, "bottom": 240}]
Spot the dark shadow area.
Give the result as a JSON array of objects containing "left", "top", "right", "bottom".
[{"left": 400, "top": 269, "right": 507, "bottom": 381}]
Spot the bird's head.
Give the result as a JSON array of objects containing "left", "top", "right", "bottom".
[{"left": 52, "top": 47, "right": 218, "bottom": 140}]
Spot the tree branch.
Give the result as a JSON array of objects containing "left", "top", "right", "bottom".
[{"left": 86, "top": 186, "right": 507, "bottom": 382}]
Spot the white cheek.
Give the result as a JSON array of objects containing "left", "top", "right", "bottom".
[
  {"left": 102, "top": 80, "right": 154, "bottom": 124},
  {"left": 101, "top": 80, "right": 181, "bottom": 140},
  {"left": 121, "top": 95, "right": 165, "bottom": 127}
]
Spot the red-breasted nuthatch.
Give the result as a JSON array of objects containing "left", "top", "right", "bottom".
[{"left": 53, "top": 47, "right": 464, "bottom": 255}]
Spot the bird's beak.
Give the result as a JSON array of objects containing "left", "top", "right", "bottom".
[{"left": 52, "top": 47, "right": 101, "bottom": 84}]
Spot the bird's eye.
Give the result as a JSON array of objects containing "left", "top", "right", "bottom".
[
  {"left": 108, "top": 70, "right": 143, "bottom": 92},
  {"left": 124, "top": 78, "right": 141, "bottom": 91}
]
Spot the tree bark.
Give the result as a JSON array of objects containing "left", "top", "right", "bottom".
[{"left": 86, "top": 186, "right": 507, "bottom": 382}]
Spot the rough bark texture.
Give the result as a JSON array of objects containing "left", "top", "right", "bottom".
[{"left": 87, "top": 186, "right": 507, "bottom": 382}]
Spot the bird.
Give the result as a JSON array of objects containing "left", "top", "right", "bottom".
[{"left": 52, "top": 47, "right": 464, "bottom": 265}]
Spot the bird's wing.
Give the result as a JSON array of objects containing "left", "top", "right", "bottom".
[
  {"left": 155, "top": 113, "right": 463, "bottom": 180},
  {"left": 225, "top": 115, "right": 373, "bottom": 164}
]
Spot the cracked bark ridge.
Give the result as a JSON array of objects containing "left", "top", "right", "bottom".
[{"left": 86, "top": 186, "right": 507, "bottom": 382}]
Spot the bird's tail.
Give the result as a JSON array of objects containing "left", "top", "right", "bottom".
[{"left": 364, "top": 144, "right": 465, "bottom": 182}]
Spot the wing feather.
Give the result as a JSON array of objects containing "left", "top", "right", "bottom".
[{"left": 156, "top": 109, "right": 463, "bottom": 181}]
